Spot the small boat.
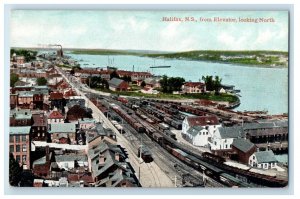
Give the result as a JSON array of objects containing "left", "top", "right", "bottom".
[{"left": 150, "top": 65, "right": 171, "bottom": 68}]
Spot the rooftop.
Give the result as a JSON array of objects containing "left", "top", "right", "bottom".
[
  {"left": 254, "top": 150, "right": 277, "bottom": 164},
  {"left": 108, "top": 78, "right": 125, "bottom": 88},
  {"left": 10, "top": 126, "right": 31, "bottom": 135},
  {"left": 186, "top": 115, "right": 219, "bottom": 127},
  {"left": 218, "top": 126, "right": 243, "bottom": 139},
  {"left": 232, "top": 138, "right": 255, "bottom": 153},
  {"left": 49, "top": 123, "right": 76, "bottom": 133}
]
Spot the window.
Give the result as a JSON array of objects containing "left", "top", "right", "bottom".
[
  {"left": 10, "top": 145, "right": 14, "bottom": 152},
  {"left": 16, "top": 155, "right": 20, "bottom": 163},
  {"left": 199, "top": 132, "right": 201, "bottom": 135},
  {"left": 253, "top": 156, "right": 255, "bottom": 160},
  {"left": 22, "top": 155, "right": 26, "bottom": 162},
  {"left": 22, "top": 135, "right": 26, "bottom": 142},
  {"left": 22, "top": 144, "right": 27, "bottom": 152},
  {"left": 225, "top": 144, "right": 228, "bottom": 149},
  {"left": 15, "top": 135, "right": 20, "bottom": 142},
  {"left": 38, "top": 127, "right": 40, "bottom": 131},
  {"left": 9, "top": 136, "right": 14, "bottom": 142},
  {"left": 16, "top": 145, "right": 21, "bottom": 152}
]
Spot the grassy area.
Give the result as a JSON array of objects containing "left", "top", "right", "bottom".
[{"left": 95, "top": 88, "right": 239, "bottom": 103}]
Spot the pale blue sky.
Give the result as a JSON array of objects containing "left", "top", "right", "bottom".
[{"left": 10, "top": 10, "right": 288, "bottom": 51}]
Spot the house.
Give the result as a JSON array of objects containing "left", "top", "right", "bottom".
[
  {"left": 10, "top": 108, "right": 32, "bottom": 126},
  {"left": 17, "top": 91, "right": 34, "bottom": 108},
  {"left": 49, "top": 92, "right": 65, "bottom": 111},
  {"left": 49, "top": 123, "right": 77, "bottom": 144},
  {"left": 88, "top": 141, "right": 139, "bottom": 187},
  {"left": 31, "top": 111, "right": 48, "bottom": 141},
  {"left": 10, "top": 94, "right": 18, "bottom": 109},
  {"left": 79, "top": 118, "right": 96, "bottom": 129},
  {"left": 182, "top": 115, "right": 221, "bottom": 146},
  {"left": 143, "top": 77, "right": 161, "bottom": 88},
  {"left": 231, "top": 138, "right": 256, "bottom": 164},
  {"left": 249, "top": 150, "right": 278, "bottom": 170},
  {"left": 48, "top": 107, "right": 64, "bottom": 124},
  {"left": 108, "top": 78, "right": 129, "bottom": 92},
  {"left": 185, "top": 126, "right": 210, "bottom": 147},
  {"left": 54, "top": 154, "right": 88, "bottom": 171},
  {"left": 9, "top": 126, "right": 31, "bottom": 169},
  {"left": 209, "top": 126, "right": 243, "bottom": 152},
  {"left": 182, "top": 82, "right": 206, "bottom": 94}
]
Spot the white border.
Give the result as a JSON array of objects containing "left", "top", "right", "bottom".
[{"left": 1, "top": 0, "right": 298, "bottom": 198}]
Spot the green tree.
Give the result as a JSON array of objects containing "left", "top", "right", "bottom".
[
  {"left": 202, "top": 75, "right": 222, "bottom": 92},
  {"left": 110, "top": 70, "right": 120, "bottom": 80},
  {"left": 159, "top": 75, "right": 185, "bottom": 93},
  {"left": 10, "top": 49, "right": 37, "bottom": 62},
  {"left": 141, "top": 81, "right": 146, "bottom": 88},
  {"left": 9, "top": 153, "right": 22, "bottom": 186},
  {"left": 36, "top": 77, "right": 47, "bottom": 86},
  {"left": 10, "top": 73, "right": 19, "bottom": 87}
]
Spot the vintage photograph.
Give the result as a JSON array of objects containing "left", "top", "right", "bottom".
[{"left": 9, "top": 10, "right": 288, "bottom": 188}]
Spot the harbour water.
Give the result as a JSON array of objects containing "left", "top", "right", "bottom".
[{"left": 66, "top": 52, "right": 288, "bottom": 115}]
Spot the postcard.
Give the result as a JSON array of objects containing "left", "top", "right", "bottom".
[{"left": 9, "top": 10, "right": 288, "bottom": 188}]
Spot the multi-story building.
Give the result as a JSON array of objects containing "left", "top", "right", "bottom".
[{"left": 9, "top": 126, "right": 31, "bottom": 169}]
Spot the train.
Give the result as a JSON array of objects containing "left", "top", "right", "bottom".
[{"left": 109, "top": 102, "right": 287, "bottom": 188}]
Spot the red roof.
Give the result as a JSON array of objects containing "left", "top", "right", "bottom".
[
  {"left": 48, "top": 109, "right": 64, "bottom": 119},
  {"left": 49, "top": 92, "right": 64, "bottom": 100},
  {"left": 186, "top": 115, "right": 219, "bottom": 126},
  {"left": 184, "top": 82, "right": 205, "bottom": 87}
]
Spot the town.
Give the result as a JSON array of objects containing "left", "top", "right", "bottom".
[{"left": 9, "top": 48, "right": 288, "bottom": 188}]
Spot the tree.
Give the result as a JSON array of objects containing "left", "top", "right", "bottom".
[
  {"left": 122, "top": 75, "right": 132, "bottom": 83},
  {"left": 202, "top": 75, "right": 222, "bottom": 92},
  {"left": 36, "top": 77, "right": 47, "bottom": 86},
  {"left": 110, "top": 70, "right": 120, "bottom": 80},
  {"left": 159, "top": 75, "right": 185, "bottom": 93},
  {"left": 10, "top": 73, "right": 19, "bottom": 87},
  {"left": 9, "top": 153, "right": 22, "bottom": 186},
  {"left": 141, "top": 81, "right": 146, "bottom": 88},
  {"left": 10, "top": 49, "right": 37, "bottom": 62}
]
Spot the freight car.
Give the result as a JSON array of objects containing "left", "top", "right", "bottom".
[
  {"left": 202, "top": 152, "right": 226, "bottom": 164},
  {"left": 164, "top": 130, "right": 177, "bottom": 140},
  {"left": 138, "top": 146, "right": 153, "bottom": 163}
]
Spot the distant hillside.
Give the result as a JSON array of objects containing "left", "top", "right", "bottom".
[{"left": 143, "top": 50, "right": 288, "bottom": 68}]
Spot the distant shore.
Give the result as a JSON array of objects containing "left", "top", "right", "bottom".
[{"left": 70, "top": 49, "right": 288, "bottom": 68}]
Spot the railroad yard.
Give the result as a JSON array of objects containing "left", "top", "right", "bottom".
[{"left": 56, "top": 64, "right": 288, "bottom": 188}]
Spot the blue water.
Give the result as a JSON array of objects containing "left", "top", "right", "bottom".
[{"left": 65, "top": 52, "right": 288, "bottom": 115}]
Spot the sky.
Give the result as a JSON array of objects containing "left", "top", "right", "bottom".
[{"left": 10, "top": 10, "right": 289, "bottom": 52}]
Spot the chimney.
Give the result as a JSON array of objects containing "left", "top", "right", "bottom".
[
  {"left": 99, "top": 154, "right": 105, "bottom": 164},
  {"left": 115, "top": 153, "right": 120, "bottom": 162},
  {"left": 45, "top": 145, "right": 50, "bottom": 162}
]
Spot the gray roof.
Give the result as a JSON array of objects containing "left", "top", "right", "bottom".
[
  {"left": 218, "top": 126, "right": 243, "bottom": 139},
  {"left": 49, "top": 123, "right": 76, "bottom": 133},
  {"left": 108, "top": 78, "right": 124, "bottom": 88},
  {"left": 55, "top": 154, "right": 87, "bottom": 162},
  {"left": 187, "top": 126, "right": 205, "bottom": 137},
  {"left": 254, "top": 150, "right": 277, "bottom": 164},
  {"left": 243, "top": 122, "right": 278, "bottom": 130},
  {"left": 33, "top": 156, "right": 46, "bottom": 166},
  {"left": 10, "top": 109, "right": 32, "bottom": 120},
  {"left": 10, "top": 126, "right": 31, "bottom": 135},
  {"left": 79, "top": 118, "right": 96, "bottom": 124},
  {"left": 17, "top": 91, "right": 34, "bottom": 97},
  {"left": 232, "top": 138, "right": 255, "bottom": 153}
]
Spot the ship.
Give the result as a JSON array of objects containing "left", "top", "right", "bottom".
[{"left": 150, "top": 65, "right": 171, "bottom": 68}]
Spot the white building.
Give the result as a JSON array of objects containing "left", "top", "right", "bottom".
[
  {"left": 54, "top": 154, "right": 88, "bottom": 171},
  {"left": 209, "top": 126, "right": 243, "bottom": 150},
  {"left": 48, "top": 108, "right": 64, "bottom": 124},
  {"left": 185, "top": 126, "right": 211, "bottom": 147},
  {"left": 182, "top": 115, "right": 221, "bottom": 147},
  {"left": 249, "top": 150, "right": 278, "bottom": 170}
]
